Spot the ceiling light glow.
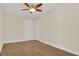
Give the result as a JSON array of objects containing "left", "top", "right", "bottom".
[{"left": 29, "top": 8, "right": 36, "bottom": 12}]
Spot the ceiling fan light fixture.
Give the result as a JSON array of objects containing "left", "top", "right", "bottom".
[
  {"left": 23, "top": 3, "right": 42, "bottom": 13},
  {"left": 29, "top": 8, "right": 36, "bottom": 12}
]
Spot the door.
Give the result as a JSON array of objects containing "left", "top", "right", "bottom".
[{"left": 25, "top": 20, "right": 34, "bottom": 40}]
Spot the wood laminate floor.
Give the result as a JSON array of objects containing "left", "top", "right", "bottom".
[{"left": 0, "top": 40, "right": 76, "bottom": 56}]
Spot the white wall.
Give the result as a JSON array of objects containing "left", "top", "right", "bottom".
[
  {"left": 0, "top": 5, "right": 4, "bottom": 52},
  {"left": 4, "top": 14, "right": 34, "bottom": 43},
  {"left": 35, "top": 4, "right": 79, "bottom": 55}
]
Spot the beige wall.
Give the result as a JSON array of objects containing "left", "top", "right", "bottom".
[
  {"left": 4, "top": 14, "right": 34, "bottom": 43},
  {"left": 0, "top": 4, "right": 4, "bottom": 52},
  {"left": 57, "top": 4, "right": 79, "bottom": 55},
  {"left": 35, "top": 4, "right": 79, "bottom": 55}
]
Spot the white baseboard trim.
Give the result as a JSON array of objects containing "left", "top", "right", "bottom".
[{"left": 38, "top": 40, "right": 79, "bottom": 55}]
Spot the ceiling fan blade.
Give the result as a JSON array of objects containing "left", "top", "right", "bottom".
[
  {"left": 36, "top": 9, "right": 42, "bottom": 12},
  {"left": 24, "top": 3, "right": 30, "bottom": 8},
  {"left": 35, "top": 3, "right": 42, "bottom": 8},
  {"left": 22, "top": 9, "right": 29, "bottom": 11}
]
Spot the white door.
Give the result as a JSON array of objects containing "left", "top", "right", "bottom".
[{"left": 25, "top": 20, "right": 34, "bottom": 40}]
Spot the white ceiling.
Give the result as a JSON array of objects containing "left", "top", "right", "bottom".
[{"left": 1, "top": 3, "right": 62, "bottom": 19}]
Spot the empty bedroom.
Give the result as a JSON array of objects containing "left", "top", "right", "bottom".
[{"left": 0, "top": 3, "right": 79, "bottom": 56}]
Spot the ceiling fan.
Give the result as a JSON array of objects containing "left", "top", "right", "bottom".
[{"left": 22, "top": 3, "right": 42, "bottom": 13}]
